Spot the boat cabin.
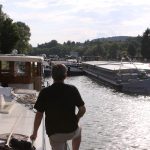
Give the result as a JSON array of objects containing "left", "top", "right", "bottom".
[{"left": 0, "top": 55, "right": 44, "bottom": 91}]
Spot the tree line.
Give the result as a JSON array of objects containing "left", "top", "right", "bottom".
[
  {"left": 0, "top": 4, "right": 150, "bottom": 61},
  {"left": 30, "top": 31, "right": 150, "bottom": 61}
]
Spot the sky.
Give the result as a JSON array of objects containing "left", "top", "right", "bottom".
[{"left": 0, "top": 0, "right": 150, "bottom": 47}]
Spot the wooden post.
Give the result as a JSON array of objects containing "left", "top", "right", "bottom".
[
  {"left": 34, "top": 62, "right": 42, "bottom": 91},
  {"left": 25, "top": 62, "right": 31, "bottom": 78},
  {"left": 0, "top": 61, "right": 1, "bottom": 75},
  {"left": 9, "top": 61, "right": 15, "bottom": 76},
  {"left": 37, "top": 62, "right": 42, "bottom": 76}
]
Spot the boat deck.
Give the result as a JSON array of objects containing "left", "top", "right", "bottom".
[
  {"left": 0, "top": 102, "right": 51, "bottom": 150},
  {"left": 83, "top": 61, "right": 150, "bottom": 71}
]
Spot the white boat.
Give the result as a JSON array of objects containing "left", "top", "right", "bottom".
[
  {"left": 0, "top": 55, "right": 50, "bottom": 150},
  {"left": 82, "top": 60, "right": 150, "bottom": 95}
]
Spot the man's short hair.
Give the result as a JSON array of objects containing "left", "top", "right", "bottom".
[{"left": 52, "top": 64, "right": 67, "bottom": 81}]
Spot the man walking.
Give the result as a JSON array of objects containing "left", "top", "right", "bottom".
[{"left": 30, "top": 64, "right": 86, "bottom": 150}]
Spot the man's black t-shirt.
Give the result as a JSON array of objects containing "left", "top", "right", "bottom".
[{"left": 34, "top": 82, "right": 84, "bottom": 136}]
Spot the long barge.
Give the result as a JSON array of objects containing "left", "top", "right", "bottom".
[{"left": 82, "top": 61, "right": 150, "bottom": 95}]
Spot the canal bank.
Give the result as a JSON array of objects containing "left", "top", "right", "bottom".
[{"left": 47, "top": 75, "right": 150, "bottom": 150}]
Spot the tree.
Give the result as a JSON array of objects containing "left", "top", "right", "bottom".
[
  {"left": 141, "top": 28, "right": 150, "bottom": 59},
  {"left": 38, "top": 40, "right": 58, "bottom": 48},
  {"left": 108, "top": 43, "right": 119, "bottom": 60},
  {"left": 0, "top": 5, "right": 7, "bottom": 53},
  {"left": 127, "top": 43, "right": 136, "bottom": 58},
  {"left": 0, "top": 5, "right": 19, "bottom": 54},
  {"left": 0, "top": 18, "right": 19, "bottom": 54},
  {"left": 49, "top": 40, "right": 58, "bottom": 47},
  {"left": 96, "top": 42, "right": 103, "bottom": 55},
  {"left": 14, "top": 22, "right": 31, "bottom": 54}
]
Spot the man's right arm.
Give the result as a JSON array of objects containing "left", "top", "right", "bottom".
[
  {"left": 76, "top": 105, "right": 86, "bottom": 122},
  {"left": 30, "top": 111, "right": 43, "bottom": 141}
]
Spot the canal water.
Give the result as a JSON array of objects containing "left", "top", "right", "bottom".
[{"left": 47, "top": 75, "right": 150, "bottom": 150}]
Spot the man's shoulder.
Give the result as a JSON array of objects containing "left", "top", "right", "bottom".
[
  {"left": 41, "top": 83, "right": 77, "bottom": 91},
  {"left": 64, "top": 83, "right": 76, "bottom": 89},
  {"left": 40, "top": 86, "right": 51, "bottom": 93},
  {"left": 63, "top": 84, "right": 79, "bottom": 93}
]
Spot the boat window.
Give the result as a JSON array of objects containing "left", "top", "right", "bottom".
[
  {"left": 14, "top": 62, "right": 26, "bottom": 75},
  {"left": 1, "top": 61, "right": 10, "bottom": 74},
  {"left": 32, "top": 62, "right": 38, "bottom": 76}
]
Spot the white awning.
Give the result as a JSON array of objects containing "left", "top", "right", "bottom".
[{"left": 0, "top": 55, "right": 44, "bottom": 63}]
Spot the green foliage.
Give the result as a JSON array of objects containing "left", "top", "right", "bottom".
[
  {"left": 29, "top": 45, "right": 67, "bottom": 57},
  {"left": 0, "top": 18, "right": 19, "bottom": 54},
  {"left": 108, "top": 43, "right": 119, "bottom": 60},
  {"left": 0, "top": 5, "right": 31, "bottom": 54},
  {"left": 141, "top": 28, "right": 150, "bottom": 59},
  {"left": 14, "top": 22, "right": 31, "bottom": 54},
  {"left": 38, "top": 40, "right": 58, "bottom": 48},
  {"left": 31, "top": 36, "right": 142, "bottom": 61},
  {"left": 127, "top": 43, "right": 136, "bottom": 58}
]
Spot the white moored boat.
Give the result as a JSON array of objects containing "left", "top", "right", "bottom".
[
  {"left": 0, "top": 55, "right": 50, "bottom": 150},
  {"left": 82, "top": 60, "right": 150, "bottom": 95}
]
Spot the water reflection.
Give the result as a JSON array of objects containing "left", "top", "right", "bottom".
[{"left": 63, "top": 76, "right": 150, "bottom": 150}]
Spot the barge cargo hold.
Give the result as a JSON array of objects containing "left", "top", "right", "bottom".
[{"left": 82, "top": 61, "right": 150, "bottom": 95}]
